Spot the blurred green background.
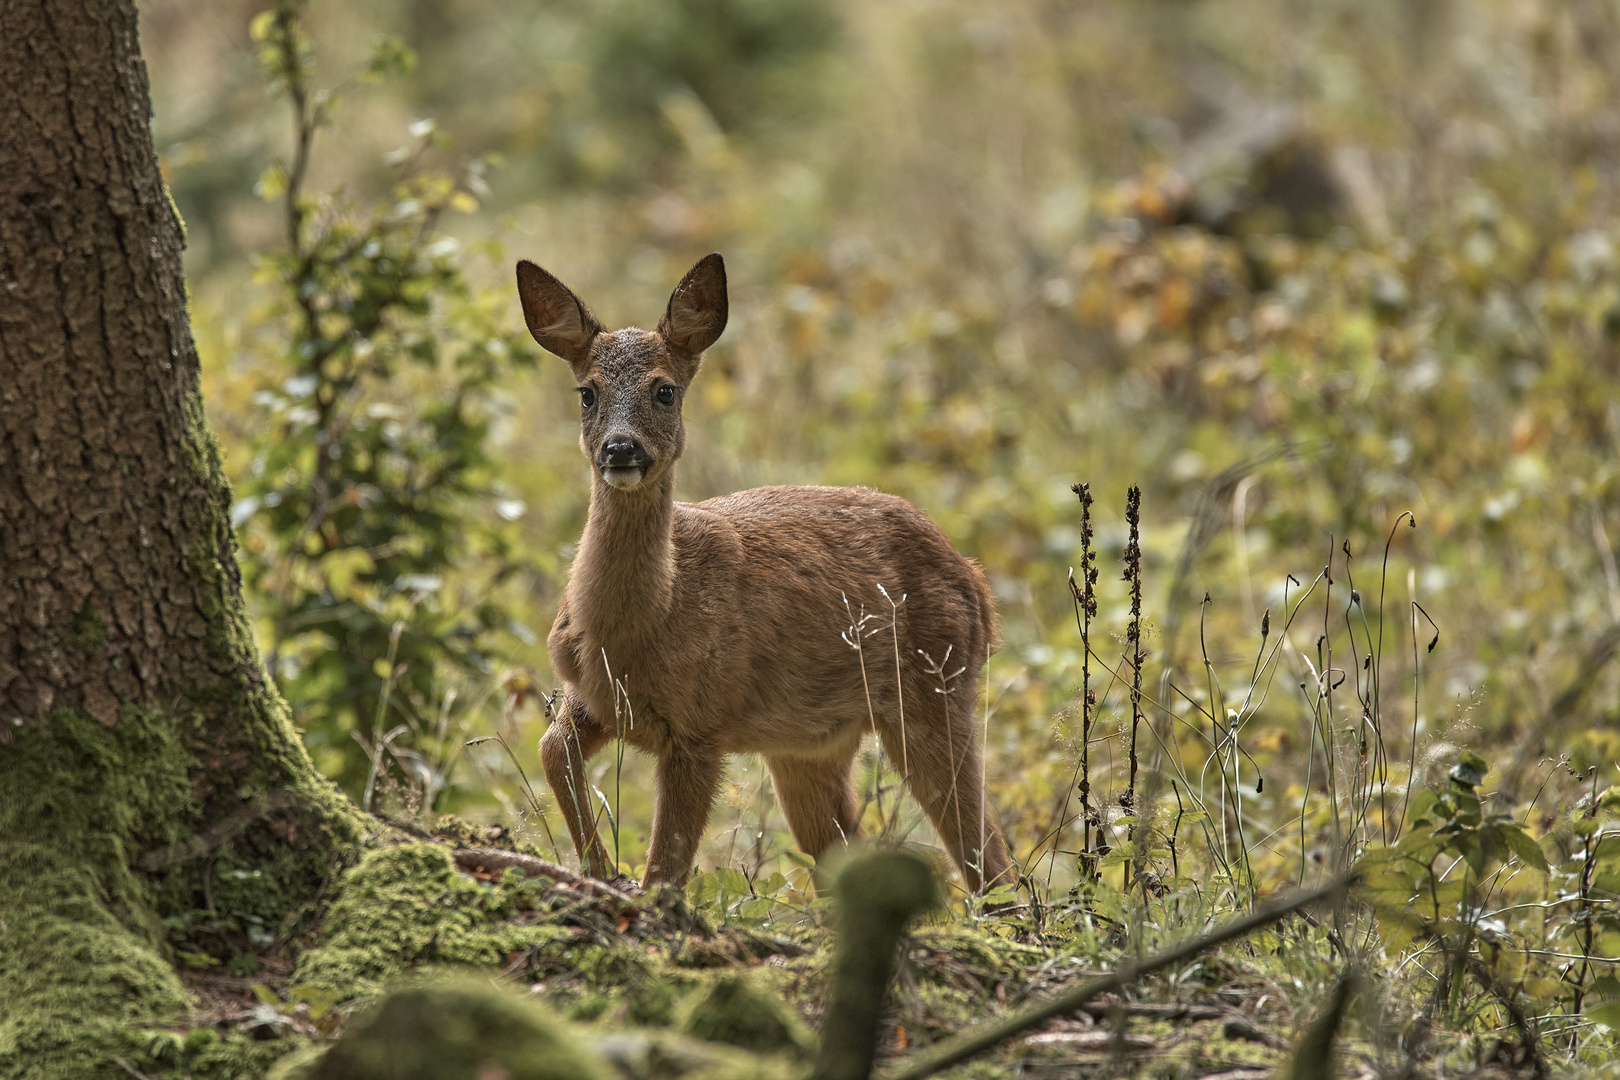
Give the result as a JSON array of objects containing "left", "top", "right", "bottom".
[{"left": 146, "top": 0, "right": 1620, "bottom": 894}]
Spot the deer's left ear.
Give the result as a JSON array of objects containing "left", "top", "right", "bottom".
[
  {"left": 516, "top": 259, "right": 603, "bottom": 376},
  {"left": 657, "top": 253, "right": 727, "bottom": 375}
]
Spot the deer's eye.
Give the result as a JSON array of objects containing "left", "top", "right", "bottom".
[
  {"left": 578, "top": 387, "right": 596, "bottom": 409},
  {"left": 655, "top": 385, "right": 677, "bottom": 406}
]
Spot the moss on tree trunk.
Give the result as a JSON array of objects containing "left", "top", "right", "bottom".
[{"left": 0, "top": 1, "right": 365, "bottom": 1075}]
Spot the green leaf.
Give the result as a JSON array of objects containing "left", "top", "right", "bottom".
[
  {"left": 715, "top": 866, "right": 749, "bottom": 897},
  {"left": 1099, "top": 842, "right": 1135, "bottom": 867},
  {"left": 685, "top": 870, "right": 716, "bottom": 904},
  {"left": 254, "top": 165, "right": 288, "bottom": 202},
  {"left": 1497, "top": 823, "right": 1550, "bottom": 872},
  {"left": 1407, "top": 788, "right": 1440, "bottom": 817},
  {"left": 738, "top": 897, "right": 774, "bottom": 921},
  {"left": 980, "top": 884, "right": 1019, "bottom": 908},
  {"left": 1519, "top": 977, "right": 1563, "bottom": 1002},
  {"left": 1370, "top": 911, "right": 1422, "bottom": 953}
]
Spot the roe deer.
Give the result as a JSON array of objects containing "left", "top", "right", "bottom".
[{"left": 517, "top": 252, "right": 1014, "bottom": 893}]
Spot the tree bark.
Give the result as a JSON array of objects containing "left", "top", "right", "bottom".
[{"left": 0, "top": 1, "right": 361, "bottom": 1074}]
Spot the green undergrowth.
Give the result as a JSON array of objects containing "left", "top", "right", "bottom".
[{"left": 273, "top": 836, "right": 1307, "bottom": 1078}]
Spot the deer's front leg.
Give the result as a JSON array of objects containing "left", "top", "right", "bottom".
[
  {"left": 643, "top": 744, "right": 723, "bottom": 887},
  {"left": 539, "top": 690, "right": 614, "bottom": 879}
]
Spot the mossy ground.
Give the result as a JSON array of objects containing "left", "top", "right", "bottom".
[
  {"left": 0, "top": 706, "right": 362, "bottom": 1080},
  {"left": 0, "top": 732, "right": 1491, "bottom": 1080},
  {"left": 218, "top": 833, "right": 1352, "bottom": 1080}
]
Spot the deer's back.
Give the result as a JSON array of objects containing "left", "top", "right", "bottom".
[
  {"left": 664, "top": 485, "right": 997, "bottom": 753},
  {"left": 685, "top": 486, "right": 987, "bottom": 611}
]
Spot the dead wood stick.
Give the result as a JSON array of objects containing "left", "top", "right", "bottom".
[
  {"left": 451, "top": 847, "right": 640, "bottom": 911},
  {"left": 1076, "top": 1001, "right": 1229, "bottom": 1021},
  {"left": 882, "top": 875, "right": 1353, "bottom": 1080}
]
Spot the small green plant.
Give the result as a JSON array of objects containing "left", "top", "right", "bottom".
[
  {"left": 1362, "top": 751, "right": 1547, "bottom": 952},
  {"left": 686, "top": 866, "right": 800, "bottom": 927}
]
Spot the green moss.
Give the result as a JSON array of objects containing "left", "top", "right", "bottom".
[
  {"left": 624, "top": 979, "right": 677, "bottom": 1027},
  {"left": 70, "top": 600, "right": 107, "bottom": 653},
  {"left": 427, "top": 814, "right": 492, "bottom": 848},
  {"left": 289, "top": 979, "right": 614, "bottom": 1080},
  {"left": 291, "top": 843, "right": 570, "bottom": 999},
  {"left": 578, "top": 942, "right": 657, "bottom": 989},
  {"left": 277, "top": 980, "right": 807, "bottom": 1080},
  {"left": 939, "top": 1064, "right": 1016, "bottom": 1080},
  {"left": 3, "top": 711, "right": 203, "bottom": 1076},
  {"left": 681, "top": 973, "right": 812, "bottom": 1055},
  {"left": 566, "top": 994, "right": 612, "bottom": 1022},
  {"left": 0, "top": 709, "right": 195, "bottom": 1078}
]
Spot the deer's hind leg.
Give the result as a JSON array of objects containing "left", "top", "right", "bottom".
[
  {"left": 877, "top": 687, "right": 1013, "bottom": 894},
  {"left": 539, "top": 690, "right": 615, "bottom": 879},
  {"left": 765, "top": 731, "right": 863, "bottom": 863}
]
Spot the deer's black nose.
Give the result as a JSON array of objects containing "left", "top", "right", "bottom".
[{"left": 599, "top": 437, "right": 649, "bottom": 468}]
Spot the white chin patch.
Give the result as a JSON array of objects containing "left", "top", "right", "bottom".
[{"left": 602, "top": 466, "right": 645, "bottom": 490}]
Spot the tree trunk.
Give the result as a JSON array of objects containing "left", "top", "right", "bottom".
[{"left": 0, "top": 1, "right": 361, "bottom": 1074}]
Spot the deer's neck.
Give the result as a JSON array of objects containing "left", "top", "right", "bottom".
[{"left": 573, "top": 470, "right": 678, "bottom": 637}]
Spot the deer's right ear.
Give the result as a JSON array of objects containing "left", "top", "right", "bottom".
[{"left": 515, "top": 260, "right": 603, "bottom": 371}]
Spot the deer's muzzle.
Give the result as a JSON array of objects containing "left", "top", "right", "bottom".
[{"left": 598, "top": 436, "right": 652, "bottom": 488}]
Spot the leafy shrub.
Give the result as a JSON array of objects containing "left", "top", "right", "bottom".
[{"left": 235, "top": 1, "right": 539, "bottom": 803}]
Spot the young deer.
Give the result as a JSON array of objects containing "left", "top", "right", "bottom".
[{"left": 517, "top": 253, "right": 1014, "bottom": 893}]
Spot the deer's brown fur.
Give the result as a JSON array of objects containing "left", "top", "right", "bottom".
[{"left": 517, "top": 253, "right": 1014, "bottom": 892}]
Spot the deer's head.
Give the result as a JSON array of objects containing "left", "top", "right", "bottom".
[{"left": 516, "top": 254, "right": 727, "bottom": 491}]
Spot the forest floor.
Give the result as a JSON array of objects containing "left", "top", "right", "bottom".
[{"left": 182, "top": 818, "right": 1550, "bottom": 1080}]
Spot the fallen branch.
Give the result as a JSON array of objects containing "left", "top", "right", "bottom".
[
  {"left": 451, "top": 847, "right": 640, "bottom": 912},
  {"left": 882, "top": 875, "right": 1353, "bottom": 1080},
  {"left": 1076, "top": 1000, "right": 1229, "bottom": 1022}
]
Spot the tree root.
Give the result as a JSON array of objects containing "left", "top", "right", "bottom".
[{"left": 451, "top": 847, "right": 641, "bottom": 912}]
